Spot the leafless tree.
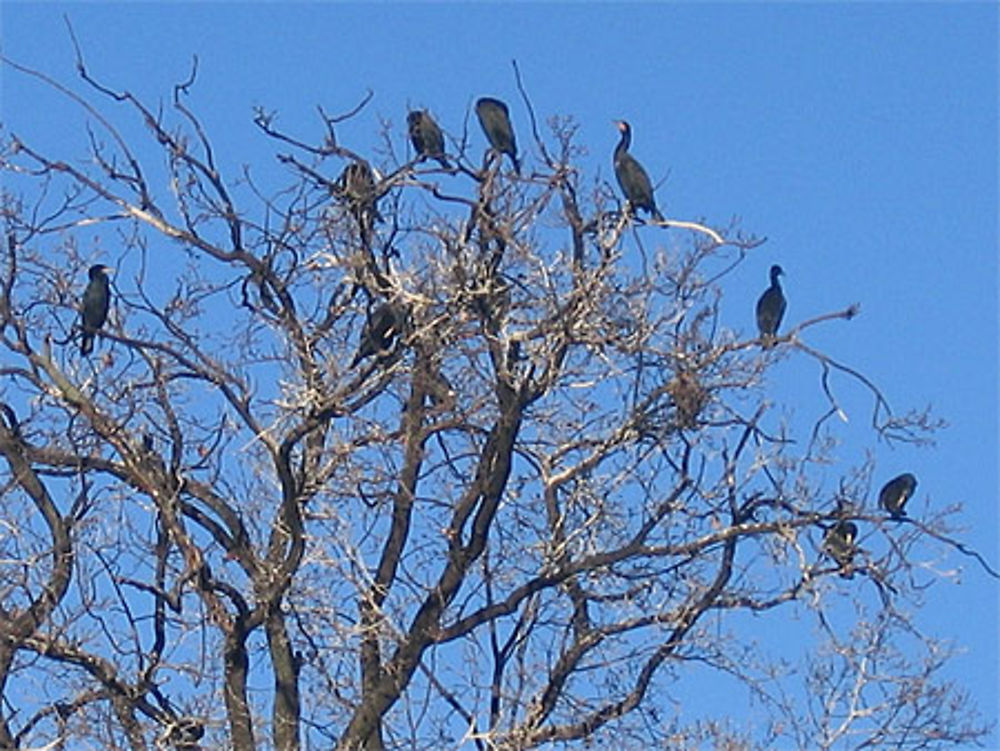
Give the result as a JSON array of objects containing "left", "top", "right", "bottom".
[{"left": 0, "top": 47, "right": 993, "bottom": 751}]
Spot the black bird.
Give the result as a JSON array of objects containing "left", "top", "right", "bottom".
[
  {"left": 823, "top": 520, "right": 859, "bottom": 579},
  {"left": 612, "top": 120, "right": 664, "bottom": 222},
  {"left": 408, "top": 110, "right": 450, "bottom": 168},
  {"left": 338, "top": 161, "right": 378, "bottom": 203},
  {"left": 755, "top": 264, "right": 786, "bottom": 347},
  {"left": 475, "top": 97, "right": 520, "bottom": 174},
  {"left": 80, "top": 264, "right": 113, "bottom": 356},
  {"left": 350, "top": 303, "right": 404, "bottom": 368},
  {"left": 338, "top": 161, "right": 382, "bottom": 218},
  {"left": 879, "top": 473, "right": 917, "bottom": 520},
  {"left": 160, "top": 716, "right": 204, "bottom": 751}
]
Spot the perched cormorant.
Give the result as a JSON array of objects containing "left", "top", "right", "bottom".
[
  {"left": 879, "top": 473, "right": 917, "bottom": 520},
  {"left": 612, "top": 120, "right": 664, "bottom": 222},
  {"left": 407, "top": 110, "right": 450, "bottom": 169},
  {"left": 339, "top": 161, "right": 377, "bottom": 205},
  {"left": 80, "top": 264, "right": 113, "bottom": 356},
  {"left": 337, "top": 161, "right": 382, "bottom": 231},
  {"left": 755, "top": 264, "right": 786, "bottom": 347},
  {"left": 350, "top": 303, "right": 404, "bottom": 368},
  {"left": 159, "top": 716, "right": 205, "bottom": 751},
  {"left": 823, "top": 520, "right": 859, "bottom": 579},
  {"left": 475, "top": 97, "right": 520, "bottom": 174}
]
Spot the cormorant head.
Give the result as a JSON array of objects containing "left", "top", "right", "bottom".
[
  {"left": 614, "top": 120, "right": 631, "bottom": 136},
  {"left": 88, "top": 264, "right": 113, "bottom": 280},
  {"left": 770, "top": 264, "right": 785, "bottom": 282}
]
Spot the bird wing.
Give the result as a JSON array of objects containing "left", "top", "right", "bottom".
[
  {"left": 82, "top": 279, "right": 110, "bottom": 332},
  {"left": 614, "top": 152, "right": 656, "bottom": 210},
  {"left": 755, "top": 289, "right": 781, "bottom": 335}
]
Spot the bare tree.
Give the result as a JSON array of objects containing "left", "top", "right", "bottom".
[{"left": 0, "top": 47, "right": 993, "bottom": 751}]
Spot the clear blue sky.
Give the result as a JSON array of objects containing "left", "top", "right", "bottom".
[{"left": 3, "top": 2, "right": 997, "bottom": 745}]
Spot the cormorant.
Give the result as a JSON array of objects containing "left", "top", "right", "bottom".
[
  {"left": 407, "top": 110, "right": 450, "bottom": 169},
  {"left": 475, "top": 97, "right": 520, "bottom": 174},
  {"left": 755, "top": 264, "right": 786, "bottom": 347},
  {"left": 823, "top": 520, "right": 859, "bottom": 579},
  {"left": 350, "top": 303, "right": 404, "bottom": 368},
  {"left": 879, "top": 473, "right": 917, "bottom": 520},
  {"left": 612, "top": 120, "right": 664, "bottom": 222},
  {"left": 339, "top": 161, "right": 374, "bottom": 195},
  {"left": 80, "top": 264, "right": 113, "bottom": 356},
  {"left": 337, "top": 161, "right": 382, "bottom": 238},
  {"left": 159, "top": 716, "right": 205, "bottom": 751}
]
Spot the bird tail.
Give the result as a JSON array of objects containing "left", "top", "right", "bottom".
[
  {"left": 652, "top": 208, "right": 665, "bottom": 223},
  {"left": 436, "top": 156, "right": 451, "bottom": 170},
  {"left": 510, "top": 154, "right": 521, "bottom": 175}
]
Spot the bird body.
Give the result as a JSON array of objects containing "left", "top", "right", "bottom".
[
  {"left": 408, "top": 110, "right": 449, "bottom": 168},
  {"left": 613, "top": 120, "right": 664, "bottom": 222},
  {"left": 823, "top": 520, "right": 859, "bottom": 578},
  {"left": 80, "top": 264, "right": 112, "bottom": 356},
  {"left": 350, "top": 303, "right": 404, "bottom": 368},
  {"left": 475, "top": 97, "right": 520, "bottom": 174},
  {"left": 755, "top": 264, "right": 786, "bottom": 346},
  {"left": 339, "top": 161, "right": 377, "bottom": 204},
  {"left": 879, "top": 473, "right": 917, "bottom": 519},
  {"left": 338, "top": 161, "right": 382, "bottom": 230}
]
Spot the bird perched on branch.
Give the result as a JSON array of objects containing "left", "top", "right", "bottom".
[
  {"left": 337, "top": 160, "right": 383, "bottom": 232},
  {"left": 408, "top": 110, "right": 450, "bottom": 169},
  {"left": 823, "top": 520, "right": 859, "bottom": 579},
  {"left": 755, "top": 264, "right": 786, "bottom": 347},
  {"left": 879, "top": 473, "right": 917, "bottom": 520},
  {"left": 80, "top": 263, "right": 113, "bottom": 356},
  {"left": 475, "top": 97, "right": 520, "bottom": 174},
  {"left": 612, "top": 120, "right": 664, "bottom": 222},
  {"left": 350, "top": 303, "right": 405, "bottom": 368}
]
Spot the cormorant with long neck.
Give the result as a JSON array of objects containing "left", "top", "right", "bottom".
[
  {"left": 612, "top": 120, "right": 664, "bottom": 222},
  {"left": 755, "top": 264, "right": 786, "bottom": 347}
]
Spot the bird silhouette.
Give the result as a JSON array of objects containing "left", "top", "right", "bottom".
[
  {"left": 755, "top": 265, "right": 786, "bottom": 347},
  {"left": 337, "top": 161, "right": 383, "bottom": 232},
  {"left": 879, "top": 473, "right": 917, "bottom": 520},
  {"left": 80, "top": 264, "right": 113, "bottom": 356},
  {"left": 408, "top": 110, "right": 450, "bottom": 169},
  {"left": 823, "top": 520, "right": 859, "bottom": 579},
  {"left": 612, "top": 120, "right": 664, "bottom": 222},
  {"left": 350, "top": 303, "right": 404, "bottom": 368},
  {"left": 475, "top": 97, "right": 520, "bottom": 174}
]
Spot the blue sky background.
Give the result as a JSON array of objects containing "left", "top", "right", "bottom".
[{"left": 3, "top": 2, "right": 997, "bottom": 745}]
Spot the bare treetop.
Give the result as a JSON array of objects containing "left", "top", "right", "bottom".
[{"left": 0, "top": 47, "right": 991, "bottom": 751}]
